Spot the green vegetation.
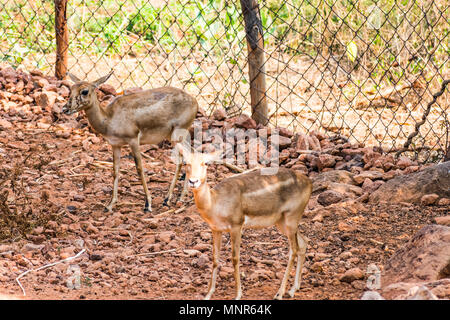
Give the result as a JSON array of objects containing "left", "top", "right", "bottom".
[{"left": 0, "top": 0, "right": 448, "bottom": 85}]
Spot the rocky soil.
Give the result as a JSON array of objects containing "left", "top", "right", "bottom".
[{"left": 0, "top": 65, "right": 448, "bottom": 300}]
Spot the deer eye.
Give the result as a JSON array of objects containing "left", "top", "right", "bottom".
[{"left": 81, "top": 89, "right": 89, "bottom": 96}]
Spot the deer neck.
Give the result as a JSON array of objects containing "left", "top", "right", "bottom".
[
  {"left": 84, "top": 96, "right": 109, "bottom": 136},
  {"left": 192, "top": 180, "right": 215, "bottom": 218}
]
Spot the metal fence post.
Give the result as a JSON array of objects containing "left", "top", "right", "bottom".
[
  {"left": 55, "top": 0, "right": 69, "bottom": 79},
  {"left": 240, "top": 0, "right": 268, "bottom": 125}
]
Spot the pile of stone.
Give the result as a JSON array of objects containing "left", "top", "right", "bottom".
[
  {"left": 0, "top": 65, "right": 114, "bottom": 122},
  {"left": 192, "top": 108, "right": 437, "bottom": 200},
  {"left": 1, "top": 65, "right": 447, "bottom": 206}
]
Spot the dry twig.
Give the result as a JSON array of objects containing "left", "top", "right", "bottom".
[{"left": 15, "top": 249, "right": 86, "bottom": 296}]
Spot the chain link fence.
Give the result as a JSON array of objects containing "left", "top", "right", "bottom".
[{"left": 0, "top": 0, "right": 449, "bottom": 161}]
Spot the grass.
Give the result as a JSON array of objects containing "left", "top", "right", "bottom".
[{"left": 0, "top": 0, "right": 447, "bottom": 80}]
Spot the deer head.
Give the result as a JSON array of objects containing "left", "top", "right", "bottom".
[
  {"left": 179, "top": 145, "right": 222, "bottom": 189},
  {"left": 62, "top": 71, "right": 113, "bottom": 115}
]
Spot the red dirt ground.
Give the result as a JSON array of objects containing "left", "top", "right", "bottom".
[{"left": 0, "top": 117, "right": 448, "bottom": 300}]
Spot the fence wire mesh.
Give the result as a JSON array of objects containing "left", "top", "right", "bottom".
[{"left": 0, "top": 0, "right": 449, "bottom": 161}]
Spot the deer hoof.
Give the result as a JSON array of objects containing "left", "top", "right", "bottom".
[
  {"left": 144, "top": 200, "right": 152, "bottom": 213},
  {"left": 274, "top": 291, "right": 284, "bottom": 300},
  {"left": 288, "top": 289, "right": 296, "bottom": 298}
]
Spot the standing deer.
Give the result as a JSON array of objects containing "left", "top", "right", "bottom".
[
  {"left": 180, "top": 145, "right": 312, "bottom": 300},
  {"left": 62, "top": 72, "right": 198, "bottom": 212}
]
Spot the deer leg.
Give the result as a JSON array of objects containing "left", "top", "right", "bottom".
[
  {"left": 130, "top": 142, "right": 152, "bottom": 212},
  {"left": 106, "top": 146, "right": 121, "bottom": 212},
  {"left": 288, "top": 232, "right": 307, "bottom": 297},
  {"left": 275, "top": 223, "right": 298, "bottom": 300},
  {"left": 179, "top": 169, "right": 189, "bottom": 202},
  {"left": 164, "top": 151, "right": 182, "bottom": 206},
  {"left": 204, "top": 230, "right": 222, "bottom": 300},
  {"left": 230, "top": 225, "right": 243, "bottom": 300}
]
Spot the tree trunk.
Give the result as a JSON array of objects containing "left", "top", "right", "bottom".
[
  {"left": 240, "top": 0, "right": 268, "bottom": 125},
  {"left": 55, "top": 0, "right": 69, "bottom": 80}
]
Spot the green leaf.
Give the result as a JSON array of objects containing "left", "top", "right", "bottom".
[{"left": 346, "top": 41, "right": 358, "bottom": 62}]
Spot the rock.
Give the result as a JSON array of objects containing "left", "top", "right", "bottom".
[
  {"left": 1, "top": 66, "right": 18, "bottom": 82},
  {"left": 29, "top": 69, "right": 43, "bottom": 77},
  {"left": 318, "top": 154, "right": 336, "bottom": 168},
  {"left": 438, "top": 198, "right": 450, "bottom": 206},
  {"left": 380, "top": 225, "right": 450, "bottom": 299},
  {"left": 339, "top": 251, "right": 353, "bottom": 259},
  {"left": 421, "top": 194, "right": 440, "bottom": 206},
  {"left": 35, "top": 91, "right": 58, "bottom": 109},
  {"left": 277, "top": 127, "right": 293, "bottom": 138},
  {"left": 193, "top": 243, "right": 211, "bottom": 252},
  {"left": 310, "top": 130, "right": 327, "bottom": 141},
  {"left": 327, "top": 183, "right": 363, "bottom": 198},
  {"left": 310, "top": 261, "right": 324, "bottom": 273},
  {"left": 339, "top": 268, "right": 364, "bottom": 283},
  {"left": 278, "top": 149, "right": 290, "bottom": 163},
  {"left": 212, "top": 108, "right": 227, "bottom": 121},
  {"left": 249, "top": 269, "right": 273, "bottom": 281},
  {"left": 362, "top": 149, "right": 382, "bottom": 167},
  {"left": 59, "top": 247, "right": 76, "bottom": 260},
  {"left": 317, "top": 190, "right": 344, "bottom": 206},
  {"left": 143, "top": 218, "right": 158, "bottom": 229},
  {"left": 148, "top": 271, "right": 159, "bottom": 281},
  {"left": 0, "top": 119, "right": 13, "bottom": 130},
  {"left": 370, "top": 162, "right": 450, "bottom": 204},
  {"left": 32, "top": 226, "right": 44, "bottom": 235},
  {"left": 158, "top": 231, "right": 175, "bottom": 244},
  {"left": 85, "top": 223, "right": 99, "bottom": 234},
  {"left": 396, "top": 156, "right": 415, "bottom": 169},
  {"left": 294, "top": 133, "right": 321, "bottom": 151},
  {"left": 233, "top": 114, "right": 257, "bottom": 130},
  {"left": 434, "top": 216, "right": 450, "bottom": 226},
  {"left": 338, "top": 222, "right": 355, "bottom": 232},
  {"left": 89, "top": 253, "right": 103, "bottom": 261},
  {"left": 196, "top": 254, "right": 209, "bottom": 269},
  {"left": 219, "top": 266, "right": 235, "bottom": 279},
  {"left": 361, "top": 291, "right": 385, "bottom": 300},
  {"left": 0, "top": 244, "right": 13, "bottom": 252},
  {"left": 353, "top": 171, "right": 383, "bottom": 185},
  {"left": 382, "top": 279, "right": 450, "bottom": 300},
  {"left": 57, "top": 85, "right": 70, "bottom": 98},
  {"left": 99, "top": 83, "right": 117, "bottom": 96},
  {"left": 352, "top": 280, "right": 366, "bottom": 290},
  {"left": 312, "top": 214, "right": 323, "bottom": 222},
  {"left": 277, "top": 136, "right": 292, "bottom": 150},
  {"left": 73, "top": 194, "right": 85, "bottom": 202},
  {"left": 362, "top": 179, "right": 385, "bottom": 193},
  {"left": 402, "top": 285, "right": 438, "bottom": 300},
  {"left": 311, "top": 170, "right": 356, "bottom": 193},
  {"left": 142, "top": 235, "right": 156, "bottom": 246},
  {"left": 22, "top": 243, "right": 44, "bottom": 253},
  {"left": 183, "top": 249, "right": 201, "bottom": 257},
  {"left": 291, "top": 163, "right": 308, "bottom": 174},
  {"left": 36, "top": 77, "right": 49, "bottom": 88}
]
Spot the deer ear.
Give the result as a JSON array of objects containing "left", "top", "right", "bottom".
[
  {"left": 177, "top": 143, "right": 193, "bottom": 163},
  {"left": 67, "top": 72, "right": 81, "bottom": 83},
  {"left": 203, "top": 149, "right": 222, "bottom": 164},
  {"left": 92, "top": 71, "right": 113, "bottom": 87}
]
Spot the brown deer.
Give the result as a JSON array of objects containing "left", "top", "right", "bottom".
[
  {"left": 179, "top": 145, "right": 312, "bottom": 300},
  {"left": 62, "top": 72, "right": 198, "bottom": 212}
]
